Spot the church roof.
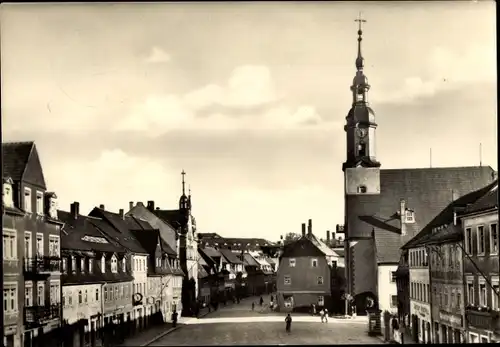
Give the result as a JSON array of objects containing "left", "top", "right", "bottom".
[{"left": 347, "top": 166, "right": 495, "bottom": 264}]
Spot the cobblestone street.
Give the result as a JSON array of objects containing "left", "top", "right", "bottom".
[{"left": 146, "top": 296, "right": 381, "bottom": 346}]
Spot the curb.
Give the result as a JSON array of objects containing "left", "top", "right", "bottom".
[{"left": 141, "top": 310, "right": 212, "bottom": 346}]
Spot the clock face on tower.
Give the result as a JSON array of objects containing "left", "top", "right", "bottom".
[{"left": 356, "top": 127, "right": 368, "bottom": 138}]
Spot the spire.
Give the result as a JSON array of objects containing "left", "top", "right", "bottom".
[
  {"left": 355, "top": 12, "right": 366, "bottom": 71},
  {"left": 181, "top": 170, "right": 186, "bottom": 196}
]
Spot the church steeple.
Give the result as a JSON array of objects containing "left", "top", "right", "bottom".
[
  {"left": 179, "top": 170, "right": 189, "bottom": 211},
  {"left": 342, "top": 13, "right": 380, "bottom": 172}
]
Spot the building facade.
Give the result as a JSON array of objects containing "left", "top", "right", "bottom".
[
  {"left": 3, "top": 142, "right": 63, "bottom": 347},
  {"left": 462, "top": 182, "right": 499, "bottom": 343}
]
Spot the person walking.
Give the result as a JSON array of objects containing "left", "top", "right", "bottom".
[
  {"left": 252, "top": 302, "right": 255, "bottom": 311},
  {"left": 171, "top": 311, "right": 178, "bottom": 328},
  {"left": 285, "top": 313, "right": 292, "bottom": 333},
  {"left": 319, "top": 309, "right": 325, "bottom": 323},
  {"left": 260, "top": 296, "right": 264, "bottom": 306},
  {"left": 324, "top": 308, "right": 329, "bottom": 323}
]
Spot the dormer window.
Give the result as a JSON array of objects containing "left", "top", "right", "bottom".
[
  {"left": 122, "top": 258, "right": 126, "bottom": 272},
  {"left": 3, "top": 177, "right": 14, "bottom": 207},
  {"left": 405, "top": 210, "right": 415, "bottom": 223},
  {"left": 80, "top": 257, "right": 85, "bottom": 273},
  {"left": 89, "top": 258, "right": 93, "bottom": 273},
  {"left": 24, "top": 187, "right": 32, "bottom": 213},
  {"left": 357, "top": 185, "right": 367, "bottom": 194},
  {"left": 62, "top": 258, "right": 68, "bottom": 273},
  {"left": 36, "top": 191, "right": 44, "bottom": 215},
  {"left": 111, "top": 255, "right": 118, "bottom": 273},
  {"left": 71, "top": 256, "right": 76, "bottom": 274},
  {"left": 101, "top": 256, "right": 106, "bottom": 273}
]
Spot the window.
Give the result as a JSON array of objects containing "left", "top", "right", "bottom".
[
  {"left": 479, "top": 282, "right": 487, "bottom": 306},
  {"left": 111, "top": 256, "right": 118, "bottom": 273},
  {"left": 492, "top": 280, "right": 499, "bottom": 310},
  {"left": 104, "top": 287, "right": 108, "bottom": 301},
  {"left": 122, "top": 258, "right": 126, "bottom": 272},
  {"left": 357, "top": 185, "right": 367, "bottom": 194},
  {"left": 451, "top": 291, "right": 455, "bottom": 309},
  {"left": 457, "top": 291, "right": 462, "bottom": 308},
  {"left": 71, "top": 256, "right": 76, "bottom": 273},
  {"left": 50, "top": 282, "right": 60, "bottom": 304},
  {"left": 490, "top": 224, "right": 498, "bottom": 254},
  {"left": 3, "top": 229, "right": 17, "bottom": 260},
  {"left": 24, "top": 231, "right": 32, "bottom": 260},
  {"left": 284, "top": 276, "right": 291, "bottom": 285},
  {"left": 3, "top": 283, "right": 17, "bottom": 314},
  {"left": 48, "top": 235, "right": 60, "bottom": 257},
  {"left": 469, "top": 333, "right": 478, "bottom": 344},
  {"left": 390, "top": 295, "right": 398, "bottom": 308},
  {"left": 289, "top": 258, "right": 296, "bottom": 267},
  {"left": 101, "top": 256, "right": 106, "bottom": 273},
  {"left": 37, "top": 283, "right": 45, "bottom": 306},
  {"left": 391, "top": 271, "right": 397, "bottom": 283},
  {"left": 317, "top": 276, "right": 324, "bottom": 285},
  {"left": 78, "top": 290, "right": 82, "bottom": 304},
  {"left": 115, "top": 286, "right": 118, "bottom": 299},
  {"left": 405, "top": 210, "right": 415, "bottom": 223},
  {"left": 318, "top": 296, "right": 325, "bottom": 306},
  {"left": 120, "top": 285, "right": 124, "bottom": 298},
  {"left": 481, "top": 337, "right": 489, "bottom": 344},
  {"left": 477, "top": 226, "right": 485, "bottom": 255},
  {"left": 24, "top": 187, "right": 32, "bottom": 213},
  {"left": 465, "top": 228, "right": 473, "bottom": 254},
  {"left": 35, "top": 233, "right": 43, "bottom": 258},
  {"left": 25, "top": 283, "right": 33, "bottom": 307},
  {"left": 36, "top": 191, "right": 44, "bottom": 215},
  {"left": 311, "top": 259, "right": 318, "bottom": 268},
  {"left": 89, "top": 258, "right": 93, "bottom": 273},
  {"left": 62, "top": 258, "right": 68, "bottom": 273},
  {"left": 84, "top": 290, "right": 88, "bottom": 303},
  {"left": 68, "top": 291, "right": 73, "bottom": 306},
  {"left": 3, "top": 179, "right": 13, "bottom": 207},
  {"left": 358, "top": 143, "right": 366, "bottom": 157},
  {"left": 80, "top": 258, "right": 85, "bottom": 273},
  {"left": 467, "top": 280, "right": 474, "bottom": 305}
]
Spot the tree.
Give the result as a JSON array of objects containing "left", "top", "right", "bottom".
[{"left": 283, "top": 232, "right": 301, "bottom": 245}]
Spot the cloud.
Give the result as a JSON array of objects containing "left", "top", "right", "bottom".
[
  {"left": 144, "top": 46, "right": 171, "bottom": 64},
  {"left": 114, "top": 65, "right": 323, "bottom": 135},
  {"left": 49, "top": 149, "right": 178, "bottom": 213},
  {"left": 371, "top": 44, "right": 496, "bottom": 105}
]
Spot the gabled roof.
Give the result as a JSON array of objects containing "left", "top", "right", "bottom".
[
  {"left": 127, "top": 215, "right": 177, "bottom": 256},
  {"left": 465, "top": 181, "right": 498, "bottom": 214},
  {"left": 307, "top": 233, "right": 337, "bottom": 257},
  {"left": 152, "top": 209, "right": 184, "bottom": 229},
  {"left": 201, "top": 246, "right": 222, "bottom": 260},
  {"left": 348, "top": 166, "right": 496, "bottom": 263},
  {"left": 403, "top": 179, "right": 498, "bottom": 250},
  {"left": 59, "top": 212, "right": 126, "bottom": 254},
  {"left": 421, "top": 223, "right": 462, "bottom": 246},
  {"left": 332, "top": 248, "right": 345, "bottom": 257},
  {"left": 219, "top": 248, "right": 243, "bottom": 264},
  {"left": 88, "top": 208, "right": 148, "bottom": 254},
  {"left": 243, "top": 253, "right": 260, "bottom": 267},
  {"left": 2, "top": 141, "right": 34, "bottom": 182}
]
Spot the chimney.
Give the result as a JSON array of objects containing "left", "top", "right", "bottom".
[
  {"left": 129, "top": 201, "right": 134, "bottom": 210},
  {"left": 307, "top": 219, "right": 312, "bottom": 237},
  {"left": 332, "top": 232, "right": 336, "bottom": 241},
  {"left": 301, "top": 223, "right": 306, "bottom": 237},
  {"left": 70, "top": 202, "right": 80, "bottom": 219},
  {"left": 99, "top": 204, "right": 105, "bottom": 210},
  {"left": 119, "top": 209, "right": 124, "bottom": 219},
  {"left": 400, "top": 199, "right": 407, "bottom": 236},
  {"left": 326, "top": 230, "right": 331, "bottom": 243},
  {"left": 147, "top": 201, "right": 155, "bottom": 211}
]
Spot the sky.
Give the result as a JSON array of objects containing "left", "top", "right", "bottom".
[{"left": 1, "top": 1, "right": 497, "bottom": 242}]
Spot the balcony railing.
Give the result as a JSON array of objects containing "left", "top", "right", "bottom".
[
  {"left": 23, "top": 256, "right": 61, "bottom": 274},
  {"left": 24, "top": 304, "right": 61, "bottom": 327},
  {"left": 466, "top": 307, "right": 499, "bottom": 331}
]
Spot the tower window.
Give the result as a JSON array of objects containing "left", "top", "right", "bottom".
[
  {"left": 357, "top": 185, "right": 367, "bottom": 194},
  {"left": 358, "top": 142, "right": 366, "bottom": 157}
]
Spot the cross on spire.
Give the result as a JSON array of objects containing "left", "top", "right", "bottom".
[
  {"left": 354, "top": 12, "right": 366, "bottom": 71},
  {"left": 355, "top": 12, "right": 366, "bottom": 32}
]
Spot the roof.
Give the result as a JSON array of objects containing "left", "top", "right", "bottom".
[
  {"left": 332, "top": 248, "right": 345, "bottom": 257},
  {"left": 307, "top": 233, "right": 337, "bottom": 257},
  {"left": 58, "top": 211, "right": 126, "bottom": 254},
  {"left": 243, "top": 253, "right": 260, "bottom": 267},
  {"left": 465, "top": 181, "right": 498, "bottom": 214},
  {"left": 198, "top": 235, "right": 275, "bottom": 252},
  {"left": 347, "top": 166, "right": 496, "bottom": 263},
  {"left": 152, "top": 209, "right": 184, "bottom": 229},
  {"left": 201, "top": 246, "right": 222, "bottom": 260},
  {"left": 219, "top": 248, "right": 243, "bottom": 264},
  {"left": 422, "top": 223, "right": 462, "bottom": 246},
  {"left": 2, "top": 142, "right": 33, "bottom": 182},
  {"left": 403, "top": 179, "right": 498, "bottom": 249},
  {"left": 88, "top": 208, "right": 148, "bottom": 254},
  {"left": 126, "top": 216, "right": 177, "bottom": 256}
]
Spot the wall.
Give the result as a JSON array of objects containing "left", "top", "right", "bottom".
[
  {"left": 378, "top": 264, "right": 398, "bottom": 314},
  {"left": 103, "top": 281, "right": 133, "bottom": 317},
  {"left": 277, "top": 256, "right": 330, "bottom": 309},
  {"left": 63, "top": 284, "right": 101, "bottom": 325}
]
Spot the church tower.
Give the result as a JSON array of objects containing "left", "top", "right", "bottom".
[
  {"left": 342, "top": 14, "right": 381, "bottom": 195},
  {"left": 178, "top": 170, "right": 189, "bottom": 275}
]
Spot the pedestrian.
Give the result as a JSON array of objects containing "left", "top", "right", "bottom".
[
  {"left": 260, "top": 296, "right": 264, "bottom": 306},
  {"left": 171, "top": 311, "right": 178, "bottom": 328},
  {"left": 319, "top": 309, "right": 325, "bottom": 323},
  {"left": 324, "top": 309, "right": 329, "bottom": 323},
  {"left": 252, "top": 302, "right": 255, "bottom": 311},
  {"left": 312, "top": 304, "right": 316, "bottom": 316},
  {"left": 285, "top": 313, "right": 292, "bottom": 333}
]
